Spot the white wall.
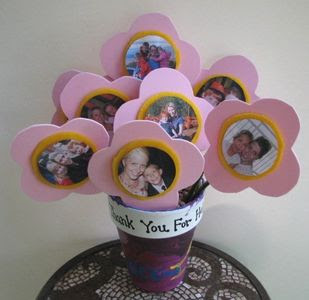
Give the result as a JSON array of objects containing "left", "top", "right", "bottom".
[{"left": 1, "top": 1, "right": 308, "bottom": 299}]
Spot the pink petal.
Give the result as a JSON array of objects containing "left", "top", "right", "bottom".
[
  {"left": 21, "top": 168, "right": 69, "bottom": 202},
  {"left": 75, "top": 180, "right": 100, "bottom": 195},
  {"left": 112, "top": 120, "right": 171, "bottom": 148},
  {"left": 88, "top": 148, "right": 118, "bottom": 195},
  {"left": 52, "top": 70, "right": 80, "bottom": 107},
  {"left": 130, "top": 13, "right": 179, "bottom": 38},
  {"left": 193, "top": 96, "right": 213, "bottom": 151},
  {"left": 51, "top": 107, "right": 68, "bottom": 126},
  {"left": 253, "top": 99, "right": 300, "bottom": 147},
  {"left": 173, "top": 139, "right": 204, "bottom": 189},
  {"left": 204, "top": 146, "right": 249, "bottom": 193},
  {"left": 113, "top": 98, "right": 141, "bottom": 132},
  {"left": 140, "top": 68, "right": 194, "bottom": 100},
  {"left": 61, "top": 118, "right": 109, "bottom": 149},
  {"left": 11, "top": 124, "right": 59, "bottom": 166},
  {"left": 175, "top": 40, "right": 200, "bottom": 83},
  {"left": 252, "top": 150, "right": 300, "bottom": 197},
  {"left": 100, "top": 32, "right": 130, "bottom": 79},
  {"left": 112, "top": 76, "right": 141, "bottom": 99}
]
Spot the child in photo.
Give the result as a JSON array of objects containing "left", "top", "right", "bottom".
[
  {"left": 158, "top": 111, "right": 178, "bottom": 137},
  {"left": 46, "top": 161, "right": 73, "bottom": 185},
  {"left": 144, "top": 164, "right": 172, "bottom": 196},
  {"left": 135, "top": 52, "right": 151, "bottom": 79},
  {"left": 102, "top": 103, "right": 118, "bottom": 131},
  {"left": 223, "top": 130, "right": 253, "bottom": 167}
]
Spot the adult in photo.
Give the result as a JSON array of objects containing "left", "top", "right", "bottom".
[
  {"left": 234, "top": 136, "right": 271, "bottom": 176},
  {"left": 165, "top": 102, "right": 184, "bottom": 139},
  {"left": 223, "top": 130, "right": 253, "bottom": 168},
  {"left": 119, "top": 147, "right": 149, "bottom": 196},
  {"left": 89, "top": 107, "right": 105, "bottom": 125}
]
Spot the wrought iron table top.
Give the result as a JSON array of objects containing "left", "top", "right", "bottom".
[{"left": 37, "top": 240, "right": 270, "bottom": 300}]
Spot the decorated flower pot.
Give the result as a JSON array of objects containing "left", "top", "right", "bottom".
[{"left": 108, "top": 192, "right": 205, "bottom": 292}]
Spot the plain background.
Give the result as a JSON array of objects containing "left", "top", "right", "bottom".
[{"left": 1, "top": 1, "right": 308, "bottom": 299}]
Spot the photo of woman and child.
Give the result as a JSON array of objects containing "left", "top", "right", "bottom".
[
  {"left": 222, "top": 119, "right": 278, "bottom": 176},
  {"left": 144, "top": 98, "right": 199, "bottom": 142},
  {"left": 37, "top": 139, "right": 93, "bottom": 186},
  {"left": 197, "top": 76, "right": 246, "bottom": 107},
  {"left": 80, "top": 93, "right": 125, "bottom": 132},
  {"left": 118, "top": 147, "right": 175, "bottom": 197},
  {"left": 125, "top": 35, "right": 176, "bottom": 80}
]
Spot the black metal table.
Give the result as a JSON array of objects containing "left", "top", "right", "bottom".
[{"left": 37, "top": 240, "right": 270, "bottom": 300}]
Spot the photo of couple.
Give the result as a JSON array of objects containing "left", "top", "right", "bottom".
[
  {"left": 197, "top": 76, "right": 246, "bottom": 107},
  {"left": 117, "top": 147, "right": 176, "bottom": 197},
  {"left": 125, "top": 35, "right": 176, "bottom": 80},
  {"left": 222, "top": 119, "right": 278, "bottom": 176},
  {"left": 80, "top": 93, "right": 125, "bottom": 132},
  {"left": 37, "top": 139, "right": 93, "bottom": 186},
  {"left": 144, "top": 97, "right": 199, "bottom": 142}
]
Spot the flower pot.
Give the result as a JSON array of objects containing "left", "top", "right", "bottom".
[{"left": 108, "top": 192, "right": 204, "bottom": 292}]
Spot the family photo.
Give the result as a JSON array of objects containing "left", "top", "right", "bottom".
[
  {"left": 197, "top": 76, "right": 246, "bottom": 107},
  {"left": 117, "top": 147, "right": 176, "bottom": 197},
  {"left": 80, "top": 93, "right": 125, "bottom": 132},
  {"left": 37, "top": 139, "right": 93, "bottom": 186},
  {"left": 125, "top": 35, "right": 176, "bottom": 79},
  {"left": 144, "top": 96, "right": 199, "bottom": 142},
  {"left": 222, "top": 119, "right": 278, "bottom": 176}
]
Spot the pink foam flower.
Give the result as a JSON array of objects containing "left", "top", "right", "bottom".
[
  {"left": 11, "top": 118, "right": 110, "bottom": 202},
  {"left": 204, "top": 99, "right": 300, "bottom": 196},
  {"left": 114, "top": 68, "right": 213, "bottom": 152},
  {"left": 59, "top": 72, "right": 141, "bottom": 137},
  {"left": 193, "top": 55, "right": 259, "bottom": 104},
  {"left": 100, "top": 13, "right": 200, "bottom": 83},
  {"left": 88, "top": 121, "right": 205, "bottom": 211}
]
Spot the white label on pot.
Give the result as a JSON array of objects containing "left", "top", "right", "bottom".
[{"left": 108, "top": 195, "right": 205, "bottom": 239}]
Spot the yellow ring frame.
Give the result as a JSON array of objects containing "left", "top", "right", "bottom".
[
  {"left": 194, "top": 74, "right": 251, "bottom": 103},
  {"left": 112, "top": 139, "right": 180, "bottom": 201},
  {"left": 137, "top": 92, "right": 202, "bottom": 144},
  {"left": 122, "top": 30, "right": 181, "bottom": 76},
  {"left": 218, "top": 113, "right": 284, "bottom": 180},
  {"left": 31, "top": 132, "right": 97, "bottom": 189},
  {"left": 75, "top": 88, "right": 129, "bottom": 118}
]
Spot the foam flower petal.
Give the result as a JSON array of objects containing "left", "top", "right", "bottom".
[
  {"left": 52, "top": 69, "right": 81, "bottom": 108},
  {"left": 204, "top": 99, "right": 300, "bottom": 196},
  {"left": 100, "top": 13, "right": 200, "bottom": 83},
  {"left": 11, "top": 118, "right": 110, "bottom": 201},
  {"left": 88, "top": 120, "right": 205, "bottom": 211},
  {"left": 114, "top": 68, "right": 213, "bottom": 152}
]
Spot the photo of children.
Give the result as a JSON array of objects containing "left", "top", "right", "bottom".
[
  {"left": 37, "top": 139, "right": 93, "bottom": 186},
  {"left": 125, "top": 35, "right": 176, "bottom": 79},
  {"left": 196, "top": 76, "right": 246, "bottom": 107},
  {"left": 80, "top": 93, "right": 125, "bottom": 132},
  {"left": 222, "top": 119, "right": 277, "bottom": 176},
  {"left": 117, "top": 146, "right": 176, "bottom": 197},
  {"left": 144, "top": 96, "right": 199, "bottom": 142}
]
